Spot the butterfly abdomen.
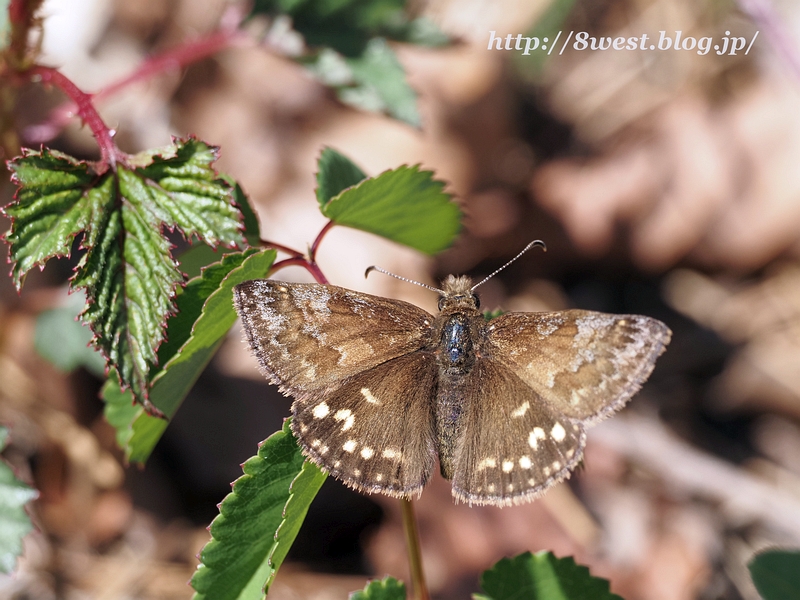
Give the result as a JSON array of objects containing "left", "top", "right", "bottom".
[{"left": 434, "top": 313, "right": 479, "bottom": 479}]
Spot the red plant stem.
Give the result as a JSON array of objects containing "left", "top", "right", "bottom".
[
  {"left": 310, "top": 220, "right": 335, "bottom": 261},
  {"left": 94, "top": 28, "right": 247, "bottom": 103},
  {"left": 21, "top": 24, "right": 247, "bottom": 145},
  {"left": 260, "top": 239, "right": 305, "bottom": 259},
  {"left": 271, "top": 257, "right": 330, "bottom": 285},
  {"left": 27, "top": 66, "right": 121, "bottom": 167}
]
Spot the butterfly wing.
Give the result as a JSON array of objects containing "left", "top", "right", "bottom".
[
  {"left": 233, "top": 280, "right": 434, "bottom": 399},
  {"left": 449, "top": 358, "right": 586, "bottom": 506},
  {"left": 293, "top": 352, "right": 438, "bottom": 497},
  {"left": 233, "top": 279, "right": 439, "bottom": 496},
  {"left": 486, "top": 310, "right": 671, "bottom": 424}
]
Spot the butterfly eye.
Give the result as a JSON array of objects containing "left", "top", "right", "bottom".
[
  {"left": 438, "top": 296, "right": 446, "bottom": 310},
  {"left": 473, "top": 294, "right": 481, "bottom": 309}
]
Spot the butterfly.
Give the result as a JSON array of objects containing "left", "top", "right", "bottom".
[{"left": 232, "top": 243, "right": 671, "bottom": 506}]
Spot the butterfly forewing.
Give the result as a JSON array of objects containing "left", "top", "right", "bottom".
[
  {"left": 486, "top": 310, "right": 671, "bottom": 424},
  {"left": 233, "top": 280, "right": 434, "bottom": 399},
  {"left": 450, "top": 359, "right": 586, "bottom": 506},
  {"left": 293, "top": 352, "right": 438, "bottom": 497}
]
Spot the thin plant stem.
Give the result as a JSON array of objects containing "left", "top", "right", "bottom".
[
  {"left": 401, "top": 498, "right": 430, "bottom": 600},
  {"left": 310, "top": 219, "right": 336, "bottom": 261},
  {"left": 260, "top": 239, "right": 305, "bottom": 258},
  {"left": 27, "top": 66, "right": 122, "bottom": 167}
]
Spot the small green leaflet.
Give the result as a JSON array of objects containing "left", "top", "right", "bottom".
[
  {"left": 748, "top": 548, "right": 800, "bottom": 600},
  {"left": 475, "top": 552, "right": 624, "bottom": 600},
  {"left": 350, "top": 577, "right": 407, "bottom": 600},
  {"left": 102, "top": 248, "right": 276, "bottom": 463},
  {"left": 0, "top": 427, "right": 38, "bottom": 574},
  {"left": 4, "top": 139, "right": 245, "bottom": 408},
  {"left": 192, "top": 420, "right": 327, "bottom": 600},
  {"left": 316, "top": 147, "right": 368, "bottom": 206},
  {"left": 319, "top": 162, "right": 460, "bottom": 255}
]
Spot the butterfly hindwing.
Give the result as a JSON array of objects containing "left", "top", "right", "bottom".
[
  {"left": 292, "top": 352, "right": 439, "bottom": 497},
  {"left": 450, "top": 358, "right": 586, "bottom": 506},
  {"left": 486, "top": 310, "right": 671, "bottom": 424},
  {"left": 233, "top": 280, "right": 434, "bottom": 399}
]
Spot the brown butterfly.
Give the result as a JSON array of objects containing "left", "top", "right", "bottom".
[{"left": 233, "top": 242, "right": 671, "bottom": 506}]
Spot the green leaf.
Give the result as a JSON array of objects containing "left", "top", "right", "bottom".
[
  {"left": 4, "top": 139, "right": 244, "bottom": 406},
  {"left": 305, "top": 39, "right": 421, "bottom": 127},
  {"left": 350, "top": 577, "right": 407, "bottom": 600},
  {"left": 320, "top": 164, "right": 460, "bottom": 254},
  {"left": 249, "top": 0, "right": 444, "bottom": 57},
  {"left": 178, "top": 179, "right": 260, "bottom": 279},
  {"left": 34, "top": 292, "right": 106, "bottom": 376},
  {"left": 475, "top": 552, "right": 623, "bottom": 600},
  {"left": 748, "top": 549, "right": 800, "bottom": 600},
  {"left": 191, "top": 420, "right": 327, "bottom": 600},
  {"left": 102, "top": 248, "right": 276, "bottom": 463},
  {"left": 264, "top": 455, "right": 327, "bottom": 591},
  {"left": 0, "top": 427, "right": 39, "bottom": 574},
  {"left": 343, "top": 38, "right": 420, "bottom": 127},
  {"left": 316, "top": 147, "right": 368, "bottom": 207}
]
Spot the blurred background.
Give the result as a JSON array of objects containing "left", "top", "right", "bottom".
[{"left": 2, "top": 0, "right": 800, "bottom": 598}]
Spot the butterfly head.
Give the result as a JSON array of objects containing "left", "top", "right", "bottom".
[{"left": 438, "top": 275, "right": 480, "bottom": 312}]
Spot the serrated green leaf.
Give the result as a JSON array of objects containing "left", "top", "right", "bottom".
[
  {"left": 191, "top": 420, "right": 327, "bottom": 600},
  {"left": 4, "top": 148, "right": 104, "bottom": 285},
  {"left": 316, "top": 147, "right": 368, "bottom": 207},
  {"left": 748, "top": 549, "right": 800, "bottom": 600},
  {"left": 475, "top": 552, "right": 623, "bottom": 600},
  {"left": 350, "top": 577, "right": 407, "bottom": 600},
  {"left": 5, "top": 139, "right": 245, "bottom": 407},
  {"left": 178, "top": 179, "right": 260, "bottom": 279},
  {"left": 232, "top": 180, "right": 262, "bottom": 247},
  {"left": 320, "top": 164, "right": 460, "bottom": 254},
  {"left": 0, "top": 426, "right": 39, "bottom": 574},
  {"left": 103, "top": 249, "right": 276, "bottom": 463},
  {"left": 264, "top": 458, "right": 328, "bottom": 592}
]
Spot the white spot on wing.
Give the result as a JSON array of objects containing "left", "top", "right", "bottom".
[
  {"left": 502, "top": 460, "right": 514, "bottom": 473},
  {"left": 342, "top": 440, "right": 357, "bottom": 453},
  {"left": 361, "top": 447, "right": 374, "bottom": 459},
  {"left": 382, "top": 448, "right": 400, "bottom": 460},
  {"left": 519, "top": 456, "right": 532, "bottom": 469},
  {"left": 529, "top": 427, "right": 546, "bottom": 449},
  {"left": 334, "top": 409, "right": 355, "bottom": 431},
  {"left": 477, "top": 457, "right": 497, "bottom": 470},
  {"left": 551, "top": 423, "right": 566, "bottom": 442},
  {"left": 511, "top": 401, "right": 530, "bottom": 418},
  {"left": 361, "top": 388, "right": 379, "bottom": 404},
  {"left": 312, "top": 402, "right": 329, "bottom": 419}
]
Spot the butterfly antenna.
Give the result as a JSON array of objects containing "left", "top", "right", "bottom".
[
  {"left": 365, "top": 266, "right": 444, "bottom": 294},
  {"left": 471, "top": 240, "right": 547, "bottom": 291}
]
